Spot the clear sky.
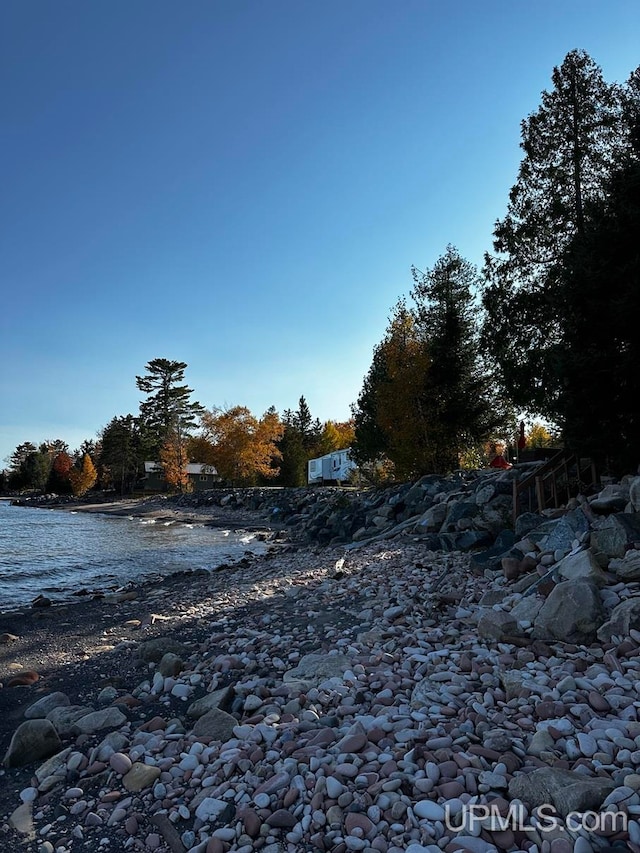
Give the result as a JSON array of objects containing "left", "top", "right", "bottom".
[{"left": 1, "top": 1, "right": 639, "bottom": 464}]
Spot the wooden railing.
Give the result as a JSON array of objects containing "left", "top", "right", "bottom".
[{"left": 512, "top": 450, "right": 598, "bottom": 525}]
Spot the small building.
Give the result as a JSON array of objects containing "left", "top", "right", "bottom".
[
  {"left": 143, "top": 462, "right": 219, "bottom": 492},
  {"left": 308, "top": 448, "right": 356, "bottom": 485}
]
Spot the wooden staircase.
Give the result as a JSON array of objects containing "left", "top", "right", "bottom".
[{"left": 512, "top": 449, "right": 599, "bottom": 525}]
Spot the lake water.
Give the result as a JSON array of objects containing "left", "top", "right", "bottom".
[{"left": 0, "top": 500, "right": 267, "bottom": 613}]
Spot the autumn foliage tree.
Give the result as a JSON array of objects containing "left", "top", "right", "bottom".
[
  {"left": 160, "top": 430, "right": 192, "bottom": 492},
  {"left": 314, "top": 420, "right": 355, "bottom": 457},
  {"left": 353, "top": 249, "right": 511, "bottom": 479},
  {"left": 69, "top": 454, "right": 98, "bottom": 496},
  {"left": 199, "top": 406, "right": 284, "bottom": 485},
  {"left": 46, "top": 451, "right": 74, "bottom": 494}
]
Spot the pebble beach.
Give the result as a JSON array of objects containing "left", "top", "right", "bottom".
[{"left": 2, "top": 496, "right": 640, "bottom": 853}]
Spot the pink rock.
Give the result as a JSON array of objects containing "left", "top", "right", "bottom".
[
  {"left": 437, "top": 781, "right": 465, "bottom": 798},
  {"left": 266, "top": 808, "right": 297, "bottom": 828},
  {"left": 345, "top": 813, "right": 375, "bottom": 837},
  {"left": 253, "top": 771, "right": 290, "bottom": 796},
  {"left": 125, "top": 816, "right": 139, "bottom": 835},
  {"left": 588, "top": 690, "right": 611, "bottom": 712},
  {"left": 283, "top": 787, "right": 298, "bottom": 807},
  {"left": 242, "top": 807, "right": 261, "bottom": 838},
  {"left": 109, "top": 752, "right": 132, "bottom": 775},
  {"left": 337, "top": 733, "right": 368, "bottom": 753}
]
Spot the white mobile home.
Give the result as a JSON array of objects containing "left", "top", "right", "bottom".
[{"left": 308, "top": 448, "right": 356, "bottom": 484}]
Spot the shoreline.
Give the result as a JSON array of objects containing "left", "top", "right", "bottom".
[
  {"left": 1, "top": 497, "right": 289, "bottom": 618},
  {"left": 8, "top": 493, "right": 285, "bottom": 532}
]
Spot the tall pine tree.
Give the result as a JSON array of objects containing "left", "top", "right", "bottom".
[
  {"left": 136, "top": 359, "right": 203, "bottom": 460},
  {"left": 481, "top": 50, "right": 631, "bottom": 418}
]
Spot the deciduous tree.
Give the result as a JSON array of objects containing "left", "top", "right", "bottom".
[
  {"left": 69, "top": 454, "right": 98, "bottom": 496},
  {"left": 47, "top": 451, "right": 73, "bottom": 494},
  {"left": 159, "top": 430, "right": 191, "bottom": 492},
  {"left": 353, "top": 249, "right": 512, "bottom": 479},
  {"left": 199, "top": 405, "right": 284, "bottom": 485}
]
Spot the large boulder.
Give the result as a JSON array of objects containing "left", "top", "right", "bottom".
[
  {"left": 597, "top": 597, "right": 640, "bottom": 642},
  {"left": 24, "top": 692, "right": 70, "bottom": 720},
  {"left": 591, "top": 514, "right": 640, "bottom": 558},
  {"left": 589, "top": 484, "right": 629, "bottom": 514},
  {"left": 477, "top": 608, "right": 520, "bottom": 642},
  {"left": 46, "top": 705, "right": 93, "bottom": 736},
  {"left": 544, "top": 507, "right": 590, "bottom": 551},
  {"left": 3, "top": 720, "right": 62, "bottom": 767},
  {"left": 629, "top": 476, "right": 640, "bottom": 512},
  {"left": 468, "top": 530, "right": 516, "bottom": 573},
  {"left": 555, "top": 549, "right": 608, "bottom": 586},
  {"left": 414, "top": 502, "right": 447, "bottom": 533},
  {"left": 72, "top": 708, "right": 127, "bottom": 735},
  {"left": 532, "top": 579, "right": 604, "bottom": 644},
  {"left": 508, "top": 767, "right": 616, "bottom": 819},
  {"left": 609, "top": 549, "right": 640, "bottom": 581},
  {"left": 187, "top": 686, "right": 234, "bottom": 719},
  {"left": 440, "top": 501, "right": 479, "bottom": 533},
  {"left": 191, "top": 707, "right": 237, "bottom": 742},
  {"left": 283, "top": 653, "right": 350, "bottom": 686},
  {"left": 136, "top": 637, "right": 189, "bottom": 663}
]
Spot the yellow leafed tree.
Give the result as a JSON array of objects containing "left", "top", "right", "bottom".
[
  {"left": 69, "top": 454, "right": 98, "bottom": 497},
  {"left": 526, "top": 422, "right": 556, "bottom": 448},
  {"left": 199, "top": 405, "right": 284, "bottom": 485},
  {"left": 374, "top": 307, "right": 434, "bottom": 479},
  {"left": 315, "top": 419, "right": 356, "bottom": 457}
]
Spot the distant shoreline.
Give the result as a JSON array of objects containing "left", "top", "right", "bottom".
[{"left": 7, "top": 493, "right": 285, "bottom": 533}]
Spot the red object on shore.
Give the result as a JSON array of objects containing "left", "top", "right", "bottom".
[
  {"left": 490, "top": 455, "right": 512, "bottom": 469},
  {"left": 517, "top": 421, "right": 526, "bottom": 450}
]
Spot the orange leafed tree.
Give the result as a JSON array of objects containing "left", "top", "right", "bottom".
[
  {"left": 199, "top": 405, "right": 284, "bottom": 485},
  {"left": 69, "top": 454, "right": 98, "bottom": 496},
  {"left": 160, "top": 431, "right": 191, "bottom": 492}
]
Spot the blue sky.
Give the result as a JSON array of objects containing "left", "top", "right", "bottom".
[{"left": 1, "top": 1, "right": 639, "bottom": 463}]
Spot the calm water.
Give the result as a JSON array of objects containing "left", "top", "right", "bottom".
[{"left": 0, "top": 501, "right": 267, "bottom": 613}]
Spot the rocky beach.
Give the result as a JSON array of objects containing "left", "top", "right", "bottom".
[{"left": 2, "top": 469, "right": 640, "bottom": 853}]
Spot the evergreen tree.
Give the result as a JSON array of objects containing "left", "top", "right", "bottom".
[
  {"left": 6, "top": 442, "right": 37, "bottom": 485},
  {"left": 276, "top": 397, "right": 322, "bottom": 485},
  {"left": 136, "top": 358, "right": 203, "bottom": 458},
  {"left": 100, "top": 415, "right": 142, "bottom": 495},
  {"left": 19, "top": 449, "right": 52, "bottom": 492},
  {"left": 413, "top": 247, "right": 509, "bottom": 473},
  {"left": 481, "top": 50, "right": 630, "bottom": 418},
  {"left": 353, "top": 249, "right": 511, "bottom": 479},
  {"left": 555, "top": 136, "right": 640, "bottom": 473}
]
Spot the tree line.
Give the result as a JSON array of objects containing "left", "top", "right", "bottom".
[
  {"left": 1, "top": 359, "right": 354, "bottom": 494},
  {"left": 3, "top": 50, "right": 639, "bottom": 493},
  {"left": 352, "top": 50, "right": 640, "bottom": 478}
]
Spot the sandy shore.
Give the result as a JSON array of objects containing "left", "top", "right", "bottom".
[{"left": 49, "top": 494, "right": 283, "bottom": 532}]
